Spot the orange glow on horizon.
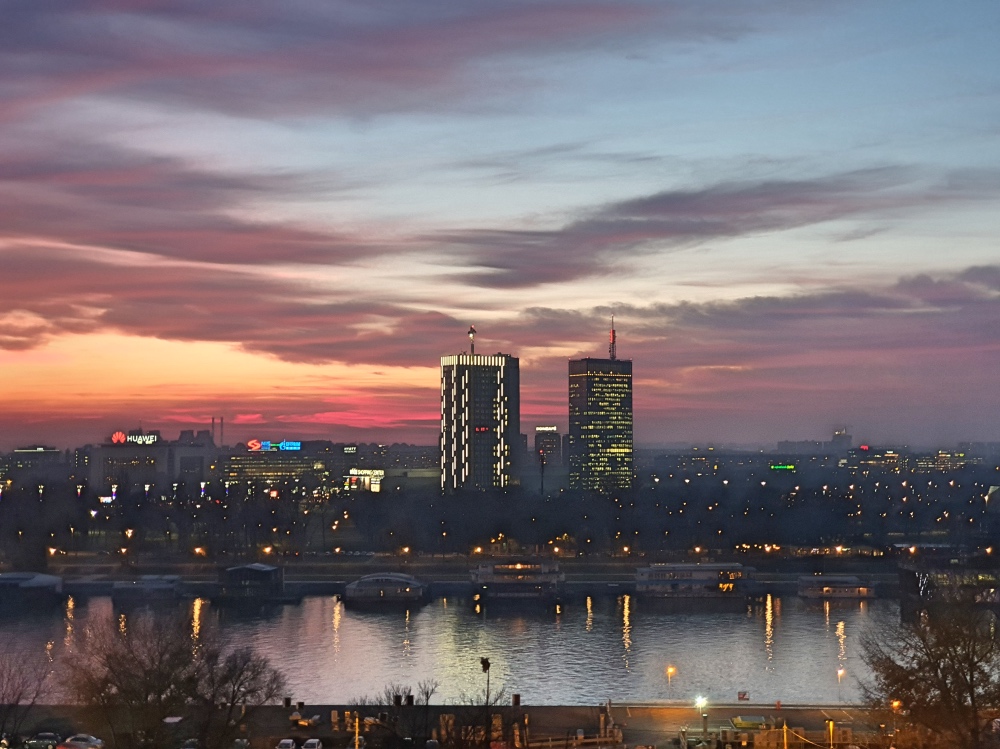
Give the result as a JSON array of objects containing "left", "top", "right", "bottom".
[{"left": 0, "top": 333, "right": 439, "bottom": 445}]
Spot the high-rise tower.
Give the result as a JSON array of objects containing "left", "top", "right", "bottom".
[
  {"left": 440, "top": 327, "right": 520, "bottom": 492},
  {"left": 568, "top": 319, "right": 633, "bottom": 492}
]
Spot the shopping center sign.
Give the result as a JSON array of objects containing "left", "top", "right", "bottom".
[{"left": 247, "top": 439, "right": 301, "bottom": 452}]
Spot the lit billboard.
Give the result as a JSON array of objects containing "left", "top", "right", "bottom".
[{"left": 247, "top": 439, "right": 301, "bottom": 452}]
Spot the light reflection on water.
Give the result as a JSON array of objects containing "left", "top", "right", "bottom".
[{"left": 0, "top": 595, "right": 897, "bottom": 705}]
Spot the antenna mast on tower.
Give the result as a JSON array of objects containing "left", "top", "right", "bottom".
[
  {"left": 609, "top": 315, "right": 617, "bottom": 360},
  {"left": 468, "top": 325, "right": 476, "bottom": 355}
]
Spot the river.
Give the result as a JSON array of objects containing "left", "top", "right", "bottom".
[{"left": 1, "top": 594, "right": 896, "bottom": 706}]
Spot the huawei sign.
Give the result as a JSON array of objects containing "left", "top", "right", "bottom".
[{"left": 110, "top": 431, "right": 159, "bottom": 446}]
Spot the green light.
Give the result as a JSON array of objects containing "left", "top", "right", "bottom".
[{"left": 770, "top": 464, "right": 796, "bottom": 471}]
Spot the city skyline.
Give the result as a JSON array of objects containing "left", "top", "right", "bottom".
[{"left": 2, "top": 2, "right": 999, "bottom": 450}]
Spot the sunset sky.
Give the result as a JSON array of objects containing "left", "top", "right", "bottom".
[{"left": 2, "top": 0, "right": 999, "bottom": 450}]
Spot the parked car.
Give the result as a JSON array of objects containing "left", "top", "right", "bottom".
[
  {"left": 61, "top": 735, "right": 104, "bottom": 749},
  {"left": 25, "top": 735, "right": 62, "bottom": 749},
  {"left": 303, "top": 740, "right": 322, "bottom": 749},
  {"left": 276, "top": 740, "right": 296, "bottom": 749}
]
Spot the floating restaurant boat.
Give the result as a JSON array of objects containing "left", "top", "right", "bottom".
[
  {"left": 343, "top": 573, "right": 428, "bottom": 607},
  {"left": 0, "top": 572, "right": 64, "bottom": 610},
  {"left": 471, "top": 560, "right": 564, "bottom": 601},
  {"left": 798, "top": 574, "right": 875, "bottom": 599},
  {"left": 635, "top": 563, "right": 756, "bottom": 598}
]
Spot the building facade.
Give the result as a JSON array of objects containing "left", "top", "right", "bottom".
[
  {"left": 534, "top": 426, "right": 561, "bottom": 464},
  {"left": 440, "top": 352, "right": 520, "bottom": 492},
  {"left": 568, "top": 349, "right": 633, "bottom": 492}
]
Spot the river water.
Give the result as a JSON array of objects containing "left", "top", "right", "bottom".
[{"left": 2, "top": 595, "right": 896, "bottom": 706}]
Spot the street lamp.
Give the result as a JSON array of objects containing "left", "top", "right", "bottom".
[
  {"left": 694, "top": 698, "right": 708, "bottom": 744},
  {"left": 666, "top": 665, "right": 676, "bottom": 698}
]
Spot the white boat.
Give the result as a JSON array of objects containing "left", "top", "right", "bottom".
[
  {"left": 471, "top": 560, "right": 564, "bottom": 600},
  {"left": 636, "top": 563, "right": 755, "bottom": 598},
  {"left": 343, "top": 573, "right": 427, "bottom": 606}
]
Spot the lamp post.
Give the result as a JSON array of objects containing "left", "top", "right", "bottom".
[
  {"left": 695, "top": 697, "right": 708, "bottom": 744},
  {"left": 481, "top": 657, "right": 492, "bottom": 746},
  {"left": 481, "top": 657, "right": 491, "bottom": 706},
  {"left": 666, "top": 665, "right": 676, "bottom": 698}
]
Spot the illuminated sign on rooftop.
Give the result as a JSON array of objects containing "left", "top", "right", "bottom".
[
  {"left": 247, "top": 439, "right": 301, "bottom": 452},
  {"left": 349, "top": 468, "right": 385, "bottom": 478},
  {"left": 111, "top": 431, "right": 159, "bottom": 446},
  {"left": 535, "top": 426, "right": 558, "bottom": 432}
]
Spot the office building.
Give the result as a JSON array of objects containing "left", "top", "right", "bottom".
[
  {"left": 568, "top": 322, "right": 633, "bottom": 492},
  {"left": 83, "top": 428, "right": 217, "bottom": 488},
  {"left": 534, "top": 426, "right": 561, "bottom": 464},
  {"left": 223, "top": 439, "right": 349, "bottom": 485},
  {"left": 440, "top": 327, "right": 520, "bottom": 492}
]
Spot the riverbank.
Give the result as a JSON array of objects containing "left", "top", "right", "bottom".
[
  {"left": 38, "top": 553, "right": 901, "bottom": 600},
  {"left": 17, "top": 702, "right": 879, "bottom": 748}
]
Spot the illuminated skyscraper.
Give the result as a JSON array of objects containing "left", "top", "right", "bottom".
[
  {"left": 568, "top": 320, "right": 633, "bottom": 492},
  {"left": 440, "top": 327, "right": 520, "bottom": 492}
]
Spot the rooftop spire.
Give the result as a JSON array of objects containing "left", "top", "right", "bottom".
[
  {"left": 609, "top": 315, "right": 617, "bottom": 360},
  {"left": 468, "top": 325, "right": 476, "bottom": 355}
]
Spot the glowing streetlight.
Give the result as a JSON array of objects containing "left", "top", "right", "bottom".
[
  {"left": 695, "top": 696, "right": 707, "bottom": 710},
  {"left": 666, "top": 665, "right": 676, "bottom": 698}
]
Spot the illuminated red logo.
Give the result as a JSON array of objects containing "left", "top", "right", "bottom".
[
  {"left": 860, "top": 445, "right": 870, "bottom": 451},
  {"left": 112, "top": 431, "right": 127, "bottom": 444},
  {"left": 247, "top": 439, "right": 262, "bottom": 451}
]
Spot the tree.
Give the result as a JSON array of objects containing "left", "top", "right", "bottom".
[
  {"left": 66, "top": 611, "right": 285, "bottom": 749},
  {"left": 350, "top": 680, "right": 440, "bottom": 746},
  {"left": 188, "top": 645, "right": 286, "bottom": 749},
  {"left": 0, "top": 643, "right": 52, "bottom": 739},
  {"left": 860, "top": 599, "right": 1000, "bottom": 749}
]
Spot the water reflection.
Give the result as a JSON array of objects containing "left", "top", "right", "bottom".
[
  {"left": 621, "top": 595, "right": 632, "bottom": 670},
  {"left": 836, "top": 619, "right": 846, "bottom": 663},
  {"left": 332, "top": 597, "right": 342, "bottom": 654},
  {"left": 764, "top": 593, "right": 774, "bottom": 665},
  {"left": 64, "top": 595, "right": 75, "bottom": 648},
  {"left": 0, "top": 594, "right": 891, "bottom": 705},
  {"left": 191, "top": 597, "right": 205, "bottom": 642},
  {"left": 403, "top": 608, "right": 411, "bottom": 655}
]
